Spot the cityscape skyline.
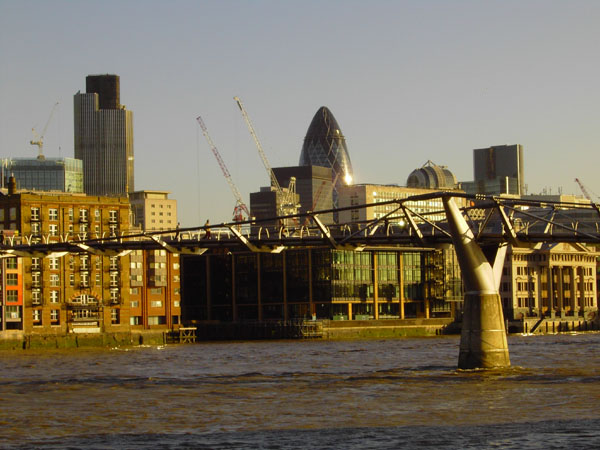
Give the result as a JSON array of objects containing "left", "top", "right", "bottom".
[{"left": 1, "top": 1, "right": 599, "bottom": 226}]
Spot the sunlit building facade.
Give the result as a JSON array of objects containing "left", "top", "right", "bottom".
[
  {"left": 0, "top": 191, "right": 131, "bottom": 335},
  {"left": 338, "top": 184, "right": 466, "bottom": 225},
  {"left": 74, "top": 74, "right": 134, "bottom": 197},
  {"left": 500, "top": 243, "right": 598, "bottom": 321},
  {"left": 181, "top": 247, "right": 462, "bottom": 323},
  {"left": 3, "top": 157, "right": 83, "bottom": 193},
  {"left": 299, "top": 107, "right": 353, "bottom": 221}
]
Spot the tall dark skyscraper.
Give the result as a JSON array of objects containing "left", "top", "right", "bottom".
[
  {"left": 299, "top": 107, "right": 353, "bottom": 220},
  {"left": 74, "top": 74, "right": 134, "bottom": 197},
  {"left": 473, "top": 144, "right": 524, "bottom": 195}
]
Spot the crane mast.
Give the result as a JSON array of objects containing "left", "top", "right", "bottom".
[
  {"left": 233, "top": 96, "right": 298, "bottom": 220},
  {"left": 30, "top": 102, "right": 59, "bottom": 160},
  {"left": 197, "top": 116, "right": 250, "bottom": 222},
  {"left": 575, "top": 178, "right": 599, "bottom": 203}
]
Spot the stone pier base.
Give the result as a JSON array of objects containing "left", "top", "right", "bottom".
[{"left": 459, "top": 292, "right": 510, "bottom": 369}]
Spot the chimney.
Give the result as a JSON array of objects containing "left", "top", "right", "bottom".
[{"left": 8, "top": 175, "right": 16, "bottom": 195}]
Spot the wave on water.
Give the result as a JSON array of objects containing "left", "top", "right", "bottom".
[{"left": 7, "top": 419, "right": 600, "bottom": 450}]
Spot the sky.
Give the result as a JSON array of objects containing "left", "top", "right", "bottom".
[{"left": 1, "top": 0, "right": 599, "bottom": 226}]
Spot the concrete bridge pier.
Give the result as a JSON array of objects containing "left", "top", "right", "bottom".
[{"left": 443, "top": 197, "right": 510, "bottom": 369}]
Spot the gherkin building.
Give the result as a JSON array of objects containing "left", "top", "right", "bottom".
[{"left": 299, "top": 107, "right": 353, "bottom": 220}]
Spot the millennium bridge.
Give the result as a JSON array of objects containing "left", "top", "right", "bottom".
[{"left": 2, "top": 192, "right": 600, "bottom": 369}]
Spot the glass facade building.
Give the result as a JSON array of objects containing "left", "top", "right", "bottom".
[
  {"left": 3, "top": 158, "right": 83, "bottom": 193},
  {"left": 299, "top": 107, "right": 353, "bottom": 221},
  {"left": 181, "top": 248, "right": 463, "bottom": 323},
  {"left": 74, "top": 74, "right": 134, "bottom": 197}
]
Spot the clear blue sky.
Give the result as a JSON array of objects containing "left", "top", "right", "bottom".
[{"left": 1, "top": 0, "right": 599, "bottom": 226}]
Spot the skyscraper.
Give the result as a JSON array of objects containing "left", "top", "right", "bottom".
[
  {"left": 472, "top": 144, "right": 524, "bottom": 196},
  {"left": 74, "top": 74, "right": 134, "bottom": 197},
  {"left": 3, "top": 157, "right": 83, "bottom": 193},
  {"left": 299, "top": 107, "right": 353, "bottom": 221}
]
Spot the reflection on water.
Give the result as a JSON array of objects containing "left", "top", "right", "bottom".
[{"left": 1, "top": 334, "right": 599, "bottom": 449}]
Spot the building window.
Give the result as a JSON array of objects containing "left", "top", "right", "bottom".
[
  {"left": 69, "top": 273, "right": 74, "bottom": 286},
  {"left": 109, "top": 210, "right": 118, "bottom": 222},
  {"left": 31, "top": 207, "right": 40, "bottom": 221},
  {"left": 50, "top": 291, "right": 59, "bottom": 303},
  {"left": 6, "top": 273, "right": 18, "bottom": 286},
  {"left": 81, "top": 272, "right": 89, "bottom": 287},
  {"left": 130, "top": 287, "right": 139, "bottom": 295},
  {"left": 48, "top": 208, "right": 59, "bottom": 221},
  {"left": 131, "top": 300, "right": 140, "bottom": 308},
  {"left": 50, "top": 309, "right": 59, "bottom": 324},
  {"left": 130, "top": 316, "right": 141, "bottom": 325},
  {"left": 110, "top": 290, "right": 119, "bottom": 303},
  {"left": 31, "top": 258, "right": 41, "bottom": 270},
  {"left": 151, "top": 300, "right": 163, "bottom": 308},
  {"left": 94, "top": 209, "right": 100, "bottom": 220},
  {"left": 68, "top": 208, "right": 74, "bottom": 221},
  {"left": 32, "top": 271, "right": 41, "bottom": 287},
  {"left": 148, "top": 316, "right": 166, "bottom": 325},
  {"left": 6, "top": 257, "right": 17, "bottom": 269},
  {"left": 111, "top": 309, "right": 120, "bottom": 324},
  {"left": 50, "top": 274, "right": 60, "bottom": 287},
  {"left": 95, "top": 273, "right": 101, "bottom": 285},
  {"left": 6, "top": 290, "right": 18, "bottom": 303},
  {"left": 49, "top": 224, "right": 58, "bottom": 236},
  {"left": 31, "top": 222, "right": 41, "bottom": 235},
  {"left": 32, "top": 290, "right": 41, "bottom": 305},
  {"left": 9, "top": 207, "right": 16, "bottom": 220},
  {"left": 110, "top": 272, "right": 119, "bottom": 287},
  {"left": 80, "top": 209, "right": 88, "bottom": 222},
  {"left": 33, "top": 310, "right": 41, "bottom": 324},
  {"left": 49, "top": 257, "right": 59, "bottom": 270}
]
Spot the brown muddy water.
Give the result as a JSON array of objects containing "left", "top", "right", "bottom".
[{"left": 1, "top": 333, "right": 599, "bottom": 449}]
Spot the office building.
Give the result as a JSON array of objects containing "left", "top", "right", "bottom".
[
  {"left": 299, "top": 107, "right": 353, "bottom": 220},
  {"left": 74, "top": 74, "right": 134, "bottom": 197},
  {"left": 249, "top": 186, "right": 300, "bottom": 231},
  {"left": 129, "top": 190, "right": 178, "bottom": 231},
  {"left": 3, "top": 157, "right": 83, "bottom": 193},
  {"left": 338, "top": 184, "right": 465, "bottom": 225},
  {"left": 500, "top": 243, "right": 598, "bottom": 321},
  {"left": 468, "top": 144, "right": 524, "bottom": 195},
  {"left": 181, "top": 247, "right": 462, "bottom": 323},
  {"left": 272, "top": 166, "right": 334, "bottom": 225}
]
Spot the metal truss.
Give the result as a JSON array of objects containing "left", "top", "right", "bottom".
[{"left": 2, "top": 192, "right": 599, "bottom": 257}]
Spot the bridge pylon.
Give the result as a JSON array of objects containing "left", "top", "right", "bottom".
[{"left": 443, "top": 196, "right": 510, "bottom": 369}]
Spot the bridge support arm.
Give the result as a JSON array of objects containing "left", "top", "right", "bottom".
[{"left": 443, "top": 196, "right": 510, "bottom": 369}]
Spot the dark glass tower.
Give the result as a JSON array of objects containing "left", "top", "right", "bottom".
[
  {"left": 74, "top": 74, "right": 134, "bottom": 197},
  {"left": 299, "top": 107, "right": 353, "bottom": 221}
]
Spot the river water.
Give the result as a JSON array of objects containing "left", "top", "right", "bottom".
[{"left": 1, "top": 333, "right": 599, "bottom": 449}]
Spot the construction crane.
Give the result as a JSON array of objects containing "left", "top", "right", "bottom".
[
  {"left": 197, "top": 116, "right": 250, "bottom": 223},
  {"left": 575, "top": 178, "right": 599, "bottom": 203},
  {"left": 233, "top": 96, "right": 299, "bottom": 221},
  {"left": 30, "top": 102, "right": 59, "bottom": 160},
  {"left": 304, "top": 180, "right": 328, "bottom": 225}
]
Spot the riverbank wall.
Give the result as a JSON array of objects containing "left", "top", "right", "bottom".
[
  {"left": 0, "top": 330, "right": 168, "bottom": 351},
  {"left": 508, "top": 317, "right": 600, "bottom": 335},
  {"left": 2, "top": 317, "right": 599, "bottom": 350}
]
